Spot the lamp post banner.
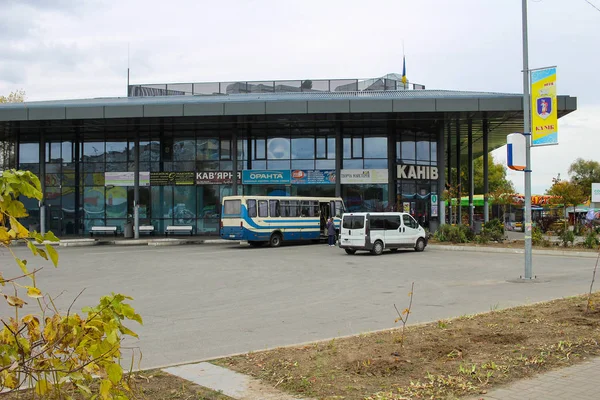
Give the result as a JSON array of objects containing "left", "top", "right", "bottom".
[{"left": 531, "top": 67, "right": 558, "bottom": 146}]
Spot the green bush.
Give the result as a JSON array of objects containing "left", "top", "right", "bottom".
[
  {"left": 583, "top": 232, "right": 599, "bottom": 249},
  {"left": 434, "top": 224, "right": 470, "bottom": 243},
  {"left": 482, "top": 219, "right": 505, "bottom": 242},
  {"left": 532, "top": 226, "right": 544, "bottom": 246},
  {"left": 560, "top": 229, "right": 576, "bottom": 247}
]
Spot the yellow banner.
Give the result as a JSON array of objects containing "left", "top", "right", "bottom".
[{"left": 531, "top": 67, "right": 558, "bottom": 146}]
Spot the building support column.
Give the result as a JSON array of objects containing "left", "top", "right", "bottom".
[
  {"left": 456, "top": 118, "right": 462, "bottom": 225},
  {"left": 438, "top": 122, "right": 446, "bottom": 226},
  {"left": 335, "top": 117, "right": 342, "bottom": 198},
  {"left": 232, "top": 118, "right": 239, "bottom": 195},
  {"left": 483, "top": 117, "right": 490, "bottom": 223},
  {"left": 468, "top": 118, "right": 474, "bottom": 227},
  {"left": 74, "top": 122, "right": 81, "bottom": 235},
  {"left": 446, "top": 122, "right": 452, "bottom": 225},
  {"left": 133, "top": 121, "right": 140, "bottom": 239},
  {"left": 39, "top": 128, "right": 46, "bottom": 235},
  {"left": 387, "top": 117, "right": 396, "bottom": 209}
]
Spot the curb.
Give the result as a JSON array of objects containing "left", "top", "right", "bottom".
[{"left": 429, "top": 244, "right": 599, "bottom": 258}]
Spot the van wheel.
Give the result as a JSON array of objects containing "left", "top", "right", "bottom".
[
  {"left": 371, "top": 241, "right": 383, "bottom": 255},
  {"left": 390, "top": 248, "right": 398, "bottom": 253},
  {"left": 415, "top": 238, "right": 426, "bottom": 252},
  {"left": 345, "top": 249, "right": 356, "bottom": 255},
  {"left": 269, "top": 233, "right": 282, "bottom": 248}
]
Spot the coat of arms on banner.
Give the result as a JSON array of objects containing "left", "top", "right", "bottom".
[{"left": 536, "top": 97, "right": 552, "bottom": 120}]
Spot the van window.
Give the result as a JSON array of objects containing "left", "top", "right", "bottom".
[
  {"left": 258, "top": 200, "right": 268, "bottom": 217},
  {"left": 343, "top": 216, "right": 365, "bottom": 229},
  {"left": 403, "top": 214, "right": 419, "bottom": 229},
  {"left": 370, "top": 216, "right": 385, "bottom": 230},
  {"left": 385, "top": 216, "right": 401, "bottom": 230},
  {"left": 223, "top": 200, "right": 241, "bottom": 216},
  {"left": 247, "top": 199, "right": 257, "bottom": 217}
]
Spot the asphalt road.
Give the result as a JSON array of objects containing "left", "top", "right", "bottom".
[{"left": 0, "top": 242, "right": 595, "bottom": 370}]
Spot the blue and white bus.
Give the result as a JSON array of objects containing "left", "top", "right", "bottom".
[{"left": 220, "top": 195, "right": 345, "bottom": 247}]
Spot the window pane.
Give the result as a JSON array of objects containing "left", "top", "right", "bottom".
[
  {"left": 370, "top": 217, "right": 385, "bottom": 230},
  {"left": 343, "top": 159, "right": 363, "bottom": 169},
  {"left": 267, "top": 138, "right": 290, "bottom": 160},
  {"left": 269, "top": 200, "right": 280, "bottom": 217},
  {"left": 106, "top": 142, "right": 128, "bottom": 162},
  {"left": 267, "top": 160, "right": 290, "bottom": 170},
  {"left": 292, "top": 138, "right": 314, "bottom": 159},
  {"left": 316, "top": 159, "right": 335, "bottom": 169},
  {"left": 401, "top": 138, "right": 415, "bottom": 162},
  {"left": 431, "top": 141, "right": 438, "bottom": 165},
  {"left": 62, "top": 141, "right": 73, "bottom": 163},
  {"left": 385, "top": 216, "right": 401, "bottom": 230},
  {"left": 172, "top": 139, "right": 195, "bottom": 161},
  {"left": 417, "top": 140, "right": 430, "bottom": 161},
  {"left": 83, "top": 142, "right": 105, "bottom": 162},
  {"left": 220, "top": 140, "right": 231, "bottom": 160},
  {"left": 173, "top": 186, "right": 196, "bottom": 224},
  {"left": 224, "top": 200, "right": 241, "bottom": 215},
  {"left": 83, "top": 187, "right": 105, "bottom": 218},
  {"left": 247, "top": 199, "right": 257, "bottom": 217},
  {"left": 364, "top": 137, "right": 387, "bottom": 158},
  {"left": 255, "top": 139, "right": 266, "bottom": 159},
  {"left": 352, "top": 137, "right": 363, "bottom": 158},
  {"left": 106, "top": 187, "right": 128, "bottom": 218},
  {"left": 50, "top": 142, "right": 61, "bottom": 162},
  {"left": 364, "top": 159, "right": 388, "bottom": 168},
  {"left": 316, "top": 138, "right": 326, "bottom": 158},
  {"left": 327, "top": 138, "right": 336, "bottom": 159},
  {"left": 151, "top": 186, "right": 173, "bottom": 219},
  {"left": 258, "top": 200, "right": 268, "bottom": 217},
  {"left": 291, "top": 160, "right": 315, "bottom": 169},
  {"left": 19, "top": 143, "right": 39, "bottom": 163},
  {"left": 343, "top": 138, "right": 351, "bottom": 159}
]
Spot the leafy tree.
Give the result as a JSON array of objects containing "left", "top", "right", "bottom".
[
  {"left": 568, "top": 158, "right": 600, "bottom": 198},
  {"left": 0, "top": 91, "right": 25, "bottom": 169},
  {"left": 546, "top": 175, "right": 587, "bottom": 229},
  {"left": 0, "top": 169, "right": 142, "bottom": 398},
  {"left": 457, "top": 153, "right": 514, "bottom": 195},
  {"left": 0, "top": 89, "right": 25, "bottom": 103}
]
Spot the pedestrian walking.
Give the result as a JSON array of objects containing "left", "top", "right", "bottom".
[{"left": 326, "top": 217, "right": 336, "bottom": 247}]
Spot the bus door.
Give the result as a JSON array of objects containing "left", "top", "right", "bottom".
[{"left": 319, "top": 202, "right": 331, "bottom": 236}]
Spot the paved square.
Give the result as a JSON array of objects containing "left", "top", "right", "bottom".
[{"left": 1, "top": 243, "right": 596, "bottom": 369}]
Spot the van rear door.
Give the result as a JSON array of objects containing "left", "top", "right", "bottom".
[{"left": 340, "top": 214, "right": 366, "bottom": 248}]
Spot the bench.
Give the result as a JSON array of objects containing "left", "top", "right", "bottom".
[
  {"left": 138, "top": 225, "right": 155, "bottom": 235},
  {"left": 165, "top": 225, "right": 194, "bottom": 236},
  {"left": 90, "top": 226, "right": 118, "bottom": 237}
]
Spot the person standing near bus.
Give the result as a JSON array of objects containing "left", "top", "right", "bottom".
[{"left": 326, "top": 217, "right": 336, "bottom": 247}]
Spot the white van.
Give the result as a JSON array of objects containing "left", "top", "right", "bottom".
[{"left": 339, "top": 212, "right": 428, "bottom": 255}]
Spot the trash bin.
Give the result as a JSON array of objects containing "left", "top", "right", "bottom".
[{"left": 124, "top": 221, "right": 133, "bottom": 238}]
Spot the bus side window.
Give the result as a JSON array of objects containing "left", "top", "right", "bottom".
[
  {"left": 311, "top": 200, "right": 319, "bottom": 217},
  {"left": 300, "top": 201, "right": 309, "bottom": 217},
  {"left": 269, "top": 200, "right": 280, "bottom": 217},
  {"left": 258, "top": 200, "right": 268, "bottom": 217},
  {"left": 247, "top": 199, "right": 257, "bottom": 217}
]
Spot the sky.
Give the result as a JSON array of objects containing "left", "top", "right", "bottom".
[{"left": 1, "top": 0, "right": 599, "bottom": 194}]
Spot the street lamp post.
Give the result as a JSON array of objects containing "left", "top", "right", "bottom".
[{"left": 522, "top": 0, "right": 533, "bottom": 279}]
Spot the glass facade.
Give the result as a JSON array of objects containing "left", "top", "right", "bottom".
[{"left": 12, "top": 114, "right": 443, "bottom": 235}]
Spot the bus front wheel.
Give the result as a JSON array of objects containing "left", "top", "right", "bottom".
[{"left": 269, "top": 233, "right": 282, "bottom": 248}]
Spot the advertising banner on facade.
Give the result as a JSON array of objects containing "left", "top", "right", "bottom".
[
  {"left": 291, "top": 170, "right": 336, "bottom": 184},
  {"left": 531, "top": 67, "right": 558, "bottom": 146},
  {"left": 105, "top": 172, "right": 150, "bottom": 186},
  {"left": 196, "top": 171, "right": 241, "bottom": 185},
  {"left": 242, "top": 170, "right": 291, "bottom": 184},
  {"left": 340, "top": 169, "right": 388, "bottom": 184},
  {"left": 150, "top": 171, "right": 195, "bottom": 186}
]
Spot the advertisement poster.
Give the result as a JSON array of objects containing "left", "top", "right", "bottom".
[
  {"left": 340, "top": 169, "right": 388, "bottom": 184},
  {"left": 242, "top": 170, "right": 291, "bottom": 184},
  {"left": 196, "top": 171, "right": 241, "bottom": 185},
  {"left": 531, "top": 67, "right": 558, "bottom": 146},
  {"left": 430, "top": 194, "right": 439, "bottom": 217},
  {"left": 291, "top": 170, "right": 336, "bottom": 184},
  {"left": 105, "top": 172, "right": 150, "bottom": 187},
  {"left": 150, "top": 171, "right": 195, "bottom": 186},
  {"left": 403, "top": 202, "right": 411, "bottom": 213}
]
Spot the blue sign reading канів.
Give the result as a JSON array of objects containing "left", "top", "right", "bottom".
[{"left": 242, "top": 170, "right": 291, "bottom": 184}]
